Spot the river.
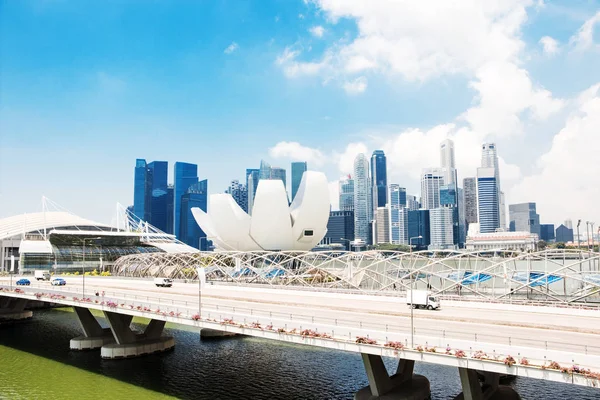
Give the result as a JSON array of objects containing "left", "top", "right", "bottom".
[{"left": 1, "top": 308, "right": 599, "bottom": 399}]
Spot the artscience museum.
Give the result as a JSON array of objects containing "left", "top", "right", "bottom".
[{"left": 192, "top": 171, "right": 330, "bottom": 251}]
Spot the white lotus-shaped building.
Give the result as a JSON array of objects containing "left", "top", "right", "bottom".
[{"left": 191, "top": 171, "right": 330, "bottom": 251}]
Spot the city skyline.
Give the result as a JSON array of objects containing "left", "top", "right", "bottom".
[{"left": 1, "top": 1, "right": 600, "bottom": 227}]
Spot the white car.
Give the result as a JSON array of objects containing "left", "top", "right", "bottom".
[
  {"left": 51, "top": 278, "right": 66, "bottom": 286},
  {"left": 154, "top": 278, "right": 173, "bottom": 287}
]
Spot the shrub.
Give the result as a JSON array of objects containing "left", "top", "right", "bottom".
[
  {"left": 384, "top": 341, "right": 405, "bottom": 350},
  {"left": 355, "top": 336, "right": 377, "bottom": 345},
  {"left": 504, "top": 355, "right": 516, "bottom": 367}
]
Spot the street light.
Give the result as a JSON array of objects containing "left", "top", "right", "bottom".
[
  {"left": 81, "top": 237, "right": 101, "bottom": 297},
  {"left": 586, "top": 221, "right": 591, "bottom": 250},
  {"left": 577, "top": 220, "right": 582, "bottom": 249},
  {"left": 408, "top": 235, "right": 422, "bottom": 348}
]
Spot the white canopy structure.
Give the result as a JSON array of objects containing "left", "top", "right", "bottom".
[{"left": 192, "top": 171, "right": 330, "bottom": 251}]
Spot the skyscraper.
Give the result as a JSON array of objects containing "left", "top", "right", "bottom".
[
  {"left": 477, "top": 167, "right": 499, "bottom": 233},
  {"left": 389, "top": 184, "right": 408, "bottom": 245},
  {"left": 174, "top": 162, "right": 198, "bottom": 239},
  {"left": 408, "top": 209, "right": 430, "bottom": 249},
  {"left": 420, "top": 168, "right": 444, "bottom": 210},
  {"left": 339, "top": 176, "right": 355, "bottom": 211},
  {"left": 180, "top": 180, "right": 208, "bottom": 250},
  {"left": 499, "top": 191, "right": 507, "bottom": 230},
  {"left": 225, "top": 180, "right": 248, "bottom": 212},
  {"left": 353, "top": 153, "right": 371, "bottom": 243},
  {"left": 246, "top": 168, "right": 260, "bottom": 215},
  {"left": 370, "top": 150, "right": 388, "bottom": 212},
  {"left": 406, "top": 195, "right": 419, "bottom": 211},
  {"left": 440, "top": 139, "right": 456, "bottom": 185},
  {"left": 291, "top": 162, "right": 307, "bottom": 202},
  {"left": 509, "top": 202, "right": 541, "bottom": 236},
  {"left": 259, "top": 160, "right": 271, "bottom": 180},
  {"left": 540, "top": 224, "right": 555, "bottom": 242},
  {"left": 270, "top": 167, "right": 287, "bottom": 189},
  {"left": 429, "top": 207, "right": 455, "bottom": 250},
  {"left": 133, "top": 159, "right": 153, "bottom": 222},
  {"left": 463, "top": 177, "right": 478, "bottom": 229},
  {"left": 376, "top": 206, "right": 390, "bottom": 244},
  {"left": 322, "top": 211, "right": 354, "bottom": 250},
  {"left": 481, "top": 143, "right": 502, "bottom": 229},
  {"left": 148, "top": 161, "right": 169, "bottom": 232}
]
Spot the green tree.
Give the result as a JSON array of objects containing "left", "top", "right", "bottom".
[
  {"left": 555, "top": 242, "right": 566, "bottom": 249},
  {"left": 537, "top": 240, "right": 547, "bottom": 250}
]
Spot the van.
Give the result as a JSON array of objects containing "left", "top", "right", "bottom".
[
  {"left": 154, "top": 277, "right": 173, "bottom": 287},
  {"left": 34, "top": 270, "right": 51, "bottom": 281}
]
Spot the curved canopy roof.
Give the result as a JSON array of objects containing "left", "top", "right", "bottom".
[{"left": 0, "top": 211, "right": 114, "bottom": 241}]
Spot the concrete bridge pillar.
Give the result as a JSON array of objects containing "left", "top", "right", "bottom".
[
  {"left": 354, "top": 354, "right": 430, "bottom": 400},
  {"left": 70, "top": 307, "right": 114, "bottom": 350},
  {"left": 454, "top": 368, "right": 521, "bottom": 400},
  {"left": 0, "top": 296, "right": 32, "bottom": 323},
  {"left": 100, "top": 311, "right": 174, "bottom": 359}
]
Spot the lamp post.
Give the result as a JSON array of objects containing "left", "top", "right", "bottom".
[
  {"left": 408, "top": 235, "right": 422, "bottom": 348},
  {"left": 82, "top": 237, "right": 101, "bottom": 297},
  {"left": 577, "top": 220, "right": 582, "bottom": 249},
  {"left": 586, "top": 222, "right": 591, "bottom": 250}
]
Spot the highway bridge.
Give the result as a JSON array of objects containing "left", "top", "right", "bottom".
[{"left": 2, "top": 274, "right": 600, "bottom": 400}]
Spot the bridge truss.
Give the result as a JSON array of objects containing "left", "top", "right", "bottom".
[{"left": 113, "top": 249, "right": 600, "bottom": 303}]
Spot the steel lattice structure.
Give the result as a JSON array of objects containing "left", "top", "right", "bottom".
[{"left": 113, "top": 249, "right": 600, "bottom": 303}]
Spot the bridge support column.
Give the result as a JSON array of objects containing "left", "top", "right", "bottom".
[
  {"left": 70, "top": 307, "right": 114, "bottom": 350},
  {"left": 354, "top": 355, "right": 430, "bottom": 400},
  {"left": 0, "top": 296, "right": 32, "bottom": 323},
  {"left": 454, "top": 368, "right": 521, "bottom": 400},
  {"left": 100, "top": 311, "right": 174, "bottom": 359}
]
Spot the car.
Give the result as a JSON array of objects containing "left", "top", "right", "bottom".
[
  {"left": 154, "top": 277, "right": 173, "bottom": 287},
  {"left": 16, "top": 278, "right": 30, "bottom": 286},
  {"left": 51, "top": 278, "right": 66, "bottom": 286}
]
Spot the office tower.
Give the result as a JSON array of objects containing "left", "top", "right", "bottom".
[
  {"left": 225, "top": 180, "right": 248, "bottom": 213},
  {"left": 322, "top": 211, "right": 354, "bottom": 250},
  {"left": 133, "top": 159, "right": 153, "bottom": 222},
  {"left": 440, "top": 139, "right": 456, "bottom": 185},
  {"left": 406, "top": 195, "right": 419, "bottom": 211},
  {"left": 389, "top": 184, "right": 408, "bottom": 245},
  {"left": 147, "top": 161, "right": 169, "bottom": 232},
  {"left": 477, "top": 167, "right": 499, "bottom": 233},
  {"left": 407, "top": 209, "right": 430, "bottom": 249},
  {"left": 440, "top": 183, "right": 464, "bottom": 247},
  {"left": 429, "top": 208, "right": 455, "bottom": 250},
  {"left": 375, "top": 206, "right": 390, "bottom": 244},
  {"left": 166, "top": 185, "right": 174, "bottom": 234},
  {"left": 339, "top": 176, "right": 355, "bottom": 211},
  {"left": 270, "top": 167, "right": 287, "bottom": 189},
  {"left": 509, "top": 202, "right": 541, "bottom": 236},
  {"left": 246, "top": 168, "right": 260, "bottom": 215},
  {"left": 499, "top": 192, "right": 507, "bottom": 230},
  {"left": 259, "top": 160, "right": 272, "bottom": 180},
  {"left": 555, "top": 224, "right": 574, "bottom": 243},
  {"left": 353, "top": 153, "right": 371, "bottom": 243},
  {"left": 463, "top": 177, "right": 478, "bottom": 229},
  {"left": 564, "top": 219, "right": 573, "bottom": 230},
  {"left": 481, "top": 142, "right": 502, "bottom": 228},
  {"left": 421, "top": 168, "right": 444, "bottom": 210},
  {"left": 174, "top": 162, "right": 199, "bottom": 238},
  {"left": 180, "top": 180, "right": 208, "bottom": 250},
  {"left": 371, "top": 150, "right": 388, "bottom": 213},
  {"left": 540, "top": 224, "right": 555, "bottom": 242},
  {"left": 291, "top": 162, "right": 307, "bottom": 202}
]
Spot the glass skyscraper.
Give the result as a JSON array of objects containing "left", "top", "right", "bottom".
[
  {"left": 291, "top": 161, "right": 307, "bottom": 202},
  {"left": 389, "top": 184, "right": 408, "bottom": 244},
  {"left": 420, "top": 168, "right": 444, "bottom": 210},
  {"left": 133, "top": 159, "right": 152, "bottom": 222},
  {"left": 370, "top": 150, "right": 388, "bottom": 211},
  {"left": 339, "top": 176, "right": 355, "bottom": 211},
  {"left": 322, "top": 211, "right": 354, "bottom": 250},
  {"left": 508, "top": 202, "right": 540, "bottom": 236},
  {"left": 407, "top": 209, "right": 430, "bottom": 249},
  {"left": 226, "top": 180, "right": 248, "bottom": 212},
  {"left": 353, "top": 154, "right": 371, "bottom": 243},
  {"left": 246, "top": 168, "right": 260, "bottom": 215},
  {"left": 477, "top": 167, "right": 499, "bottom": 233},
  {"left": 148, "top": 161, "right": 169, "bottom": 233},
  {"left": 270, "top": 167, "right": 287, "bottom": 189},
  {"left": 180, "top": 180, "right": 208, "bottom": 250},
  {"left": 174, "top": 162, "right": 199, "bottom": 239}
]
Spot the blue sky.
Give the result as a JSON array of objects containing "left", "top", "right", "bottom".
[{"left": 1, "top": 0, "right": 600, "bottom": 226}]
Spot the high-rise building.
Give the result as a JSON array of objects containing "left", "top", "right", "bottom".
[
  {"left": 270, "top": 167, "right": 287, "bottom": 189},
  {"left": 429, "top": 208, "right": 455, "bottom": 250},
  {"left": 477, "top": 167, "right": 499, "bottom": 233},
  {"left": 133, "top": 159, "right": 153, "bottom": 222},
  {"left": 556, "top": 224, "right": 574, "bottom": 243},
  {"left": 440, "top": 139, "right": 456, "bottom": 185},
  {"left": 407, "top": 209, "right": 430, "bottom": 249},
  {"left": 509, "top": 202, "right": 541, "bottom": 237},
  {"left": 406, "top": 195, "right": 419, "bottom": 211},
  {"left": 291, "top": 162, "right": 307, "bottom": 202},
  {"left": 225, "top": 180, "right": 248, "bottom": 212},
  {"left": 370, "top": 150, "right": 388, "bottom": 213},
  {"left": 481, "top": 143, "right": 502, "bottom": 230},
  {"left": 258, "top": 160, "right": 286, "bottom": 189},
  {"left": 389, "top": 184, "right": 408, "bottom": 245},
  {"left": 564, "top": 219, "right": 573, "bottom": 230},
  {"left": 166, "top": 185, "right": 174, "bottom": 234},
  {"left": 540, "top": 224, "right": 555, "bottom": 242},
  {"left": 259, "top": 160, "right": 271, "bottom": 180},
  {"left": 174, "top": 162, "right": 198, "bottom": 238},
  {"left": 339, "top": 176, "right": 355, "bottom": 211},
  {"left": 440, "top": 183, "right": 465, "bottom": 247},
  {"left": 246, "top": 168, "right": 259, "bottom": 215},
  {"left": 375, "top": 206, "right": 390, "bottom": 244},
  {"left": 322, "top": 211, "right": 354, "bottom": 250},
  {"left": 421, "top": 168, "right": 444, "bottom": 210},
  {"left": 463, "top": 177, "right": 478, "bottom": 229},
  {"left": 499, "top": 192, "right": 507, "bottom": 230},
  {"left": 179, "top": 180, "right": 208, "bottom": 250},
  {"left": 353, "top": 153, "right": 371, "bottom": 243},
  {"left": 147, "top": 161, "right": 169, "bottom": 232}
]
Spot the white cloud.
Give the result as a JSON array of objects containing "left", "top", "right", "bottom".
[
  {"left": 268, "top": 141, "right": 326, "bottom": 166},
  {"left": 570, "top": 11, "right": 600, "bottom": 52},
  {"left": 224, "top": 42, "right": 239, "bottom": 54},
  {"left": 539, "top": 36, "right": 559, "bottom": 55},
  {"left": 276, "top": 47, "right": 327, "bottom": 78},
  {"left": 299, "top": 13, "right": 305, "bottom": 19},
  {"left": 309, "top": 25, "right": 325, "bottom": 38},
  {"left": 342, "top": 76, "right": 367, "bottom": 94},
  {"left": 509, "top": 83, "right": 600, "bottom": 224},
  {"left": 333, "top": 142, "right": 369, "bottom": 174},
  {"left": 328, "top": 181, "right": 340, "bottom": 210}
]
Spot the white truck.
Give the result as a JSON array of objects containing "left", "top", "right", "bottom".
[
  {"left": 406, "top": 290, "right": 440, "bottom": 310},
  {"left": 34, "top": 270, "right": 51, "bottom": 281},
  {"left": 154, "top": 277, "right": 173, "bottom": 287}
]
